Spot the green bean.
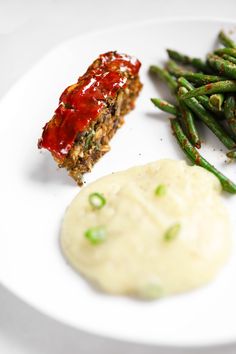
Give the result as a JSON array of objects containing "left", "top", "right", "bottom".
[
  {"left": 190, "top": 58, "right": 213, "bottom": 74},
  {"left": 167, "top": 49, "right": 191, "bottom": 64},
  {"left": 209, "top": 94, "right": 224, "bottom": 111},
  {"left": 165, "top": 60, "right": 190, "bottom": 77},
  {"left": 177, "top": 77, "right": 222, "bottom": 114},
  {"left": 177, "top": 76, "right": 196, "bottom": 90},
  {"left": 215, "top": 48, "right": 236, "bottom": 57},
  {"left": 222, "top": 54, "right": 236, "bottom": 65},
  {"left": 171, "top": 119, "right": 236, "bottom": 193},
  {"left": 150, "top": 65, "right": 177, "bottom": 92},
  {"left": 167, "top": 49, "right": 213, "bottom": 73},
  {"left": 207, "top": 54, "right": 236, "bottom": 79},
  {"left": 226, "top": 150, "right": 236, "bottom": 158},
  {"left": 151, "top": 98, "right": 178, "bottom": 116},
  {"left": 214, "top": 48, "right": 236, "bottom": 65},
  {"left": 182, "top": 80, "right": 236, "bottom": 99},
  {"left": 181, "top": 91, "right": 236, "bottom": 149},
  {"left": 177, "top": 77, "right": 210, "bottom": 107},
  {"left": 224, "top": 95, "right": 236, "bottom": 136},
  {"left": 219, "top": 31, "right": 236, "bottom": 48},
  {"left": 177, "top": 86, "right": 201, "bottom": 148},
  {"left": 183, "top": 73, "right": 226, "bottom": 85},
  {"left": 166, "top": 62, "right": 226, "bottom": 85}
]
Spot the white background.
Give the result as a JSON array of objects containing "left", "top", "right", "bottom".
[{"left": 1, "top": 0, "right": 236, "bottom": 353}]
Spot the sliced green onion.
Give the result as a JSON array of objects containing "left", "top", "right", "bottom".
[
  {"left": 139, "top": 283, "right": 164, "bottom": 300},
  {"left": 164, "top": 223, "right": 181, "bottom": 242},
  {"left": 84, "top": 226, "right": 107, "bottom": 245},
  {"left": 89, "top": 192, "right": 106, "bottom": 209},
  {"left": 155, "top": 184, "right": 167, "bottom": 196}
]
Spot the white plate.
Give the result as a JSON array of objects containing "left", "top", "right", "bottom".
[{"left": 1, "top": 18, "right": 236, "bottom": 347}]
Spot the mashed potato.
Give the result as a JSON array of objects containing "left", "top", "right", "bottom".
[{"left": 61, "top": 159, "right": 231, "bottom": 299}]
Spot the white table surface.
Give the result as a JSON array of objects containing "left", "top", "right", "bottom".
[{"left": 1, "top": 0, "right": 236, "bottom": 352}]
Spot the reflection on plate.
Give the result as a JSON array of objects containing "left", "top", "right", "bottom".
[{"left": 0, "top": 18, "right": 236, "bottom": 346}]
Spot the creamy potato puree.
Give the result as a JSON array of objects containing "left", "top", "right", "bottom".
[{"left": 61, "top": 159, "right": 231, "bottom": 299}]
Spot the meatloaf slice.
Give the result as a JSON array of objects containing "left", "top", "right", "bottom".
[{"left": 38, "top": 51, "right": 142, "bottom": 185}]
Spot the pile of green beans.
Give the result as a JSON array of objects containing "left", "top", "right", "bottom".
[{"left": 150, "top": 30, "right": 236, "bottom": 194}]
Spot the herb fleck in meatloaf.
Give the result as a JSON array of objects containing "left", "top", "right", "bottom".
[{"left": 38, "top": 51, "right": 142, "bottom": 185}]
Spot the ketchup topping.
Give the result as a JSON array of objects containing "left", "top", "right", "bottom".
[{"left": 38, "top": 51, "right": 141, "bottom": 159}]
